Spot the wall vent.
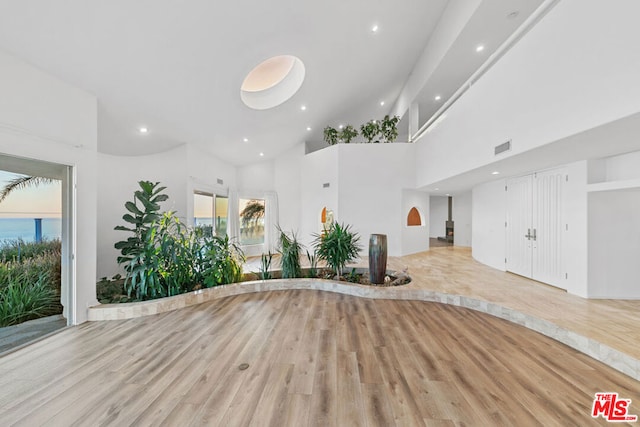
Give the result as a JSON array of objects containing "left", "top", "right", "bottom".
[
  {"left": 323, "top": 183, "right": 330, "bottom": 188},
  {"left": 217, "top": 178, "right": 224, "bottom": 185},
  {"left": 494, "top": 140, "right": 511, "bottom": 155}
]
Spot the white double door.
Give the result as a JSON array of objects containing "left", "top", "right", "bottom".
[{"left": 506, "top": 168, "right": 565, "bottom": 287}]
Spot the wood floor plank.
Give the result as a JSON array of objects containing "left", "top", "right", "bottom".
[{"left": 1, "top": 288, "right": 639, "bottom": 426}]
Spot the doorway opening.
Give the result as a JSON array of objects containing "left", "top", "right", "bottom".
[{"left": 0, "top": 153, "right": 73, "bottom": 353}]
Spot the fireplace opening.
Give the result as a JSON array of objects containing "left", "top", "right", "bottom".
[{"left": 437, "top": 196, "right": 454, "bottom": 244}]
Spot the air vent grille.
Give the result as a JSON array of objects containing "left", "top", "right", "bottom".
[
  {"left": 495, "top": 140, "right": 511, "bottom": 155},
  {"left": 323, "top": 183, "right": 330, "bottom": 188},
  {"left": 217, "top": 178, "right": 224, "bottom": 185}
]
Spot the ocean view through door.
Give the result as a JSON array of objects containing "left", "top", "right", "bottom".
[{"left": 0, "top": 153, "right": 73, "bottom": 352}]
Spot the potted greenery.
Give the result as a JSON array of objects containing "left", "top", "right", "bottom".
[
  {"left": 360, "top": 120, "right": 381, "bottom": 143},
  {"left": 380, "top": 115, "right": 400, "bottom": 143},
  {"left": 312, "top": 222, "right": 362, "bottom": 278},
  {"left": 323, "top": 126, "right": 340, "bottom": 145},
  {"left": 277, "top": 227, "right": 303, "bottom": 278},
  {"left": 340, "top": 125, "right": 358, "bottom": 144}
]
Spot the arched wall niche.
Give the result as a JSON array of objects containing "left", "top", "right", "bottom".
[{"left": 407, "top": 206, "right": 423, "bottom": 226}]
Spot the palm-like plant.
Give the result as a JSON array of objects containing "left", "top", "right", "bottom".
[
  {"left": 240, "top": 200, "right": 265, "bottom": 229},
  {"left": 277, "top": 227, "right": 303, "bottom": 278},
  {"left": 0, "top": 176, "right": 57, "bottom": 203},
  {"left": 312, "top": 222, "right": 362, "bottom": 277}
]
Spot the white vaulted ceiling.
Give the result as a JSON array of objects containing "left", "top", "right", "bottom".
[{"left": 0, "top": 0, "right": 543, "bottom": 165}]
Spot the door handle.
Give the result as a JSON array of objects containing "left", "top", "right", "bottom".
[
  {"left": 525, "top": 228, "right": 531, "bottom": 240},
  {"left": 532, "top": 228, "right": 537, "bottom": 241}
]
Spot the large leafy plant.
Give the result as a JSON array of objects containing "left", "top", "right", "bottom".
[
  {"left": 114, "top": 181, "right": 167, "bottom": 269},
  {"left": 114, "top": 181, "right": 245, "bottom": 300},
  {"left": 114, "top": 181, "right": 168, "bottom": 299},
  {"left": 203, "top": 235, "right": 244, "bottom": 286},
  {"left": 313, "top": 222, "right": 362, "bottom": 277}
]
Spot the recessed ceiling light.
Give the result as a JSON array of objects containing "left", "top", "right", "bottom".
[
  {"left": 435, "top": 188, "right": 439, "bottom": 190},
  {"left": 492, "top": 171, "right": 500, "bottom": 175},
  {"left": 372, "top": 120, "right": 377, "bottom": 124},
  {"left": 371, "top": 24, "right": 379, "bottom": 33},
  {"left": 338, "top": 124, "right": 344, "bottom": 129},
  {"left": 434, "top": 95, "right": 441, "bottom": 101},
  {"left": 476, "top": 44, "right": 485, "bottom": 52},
  {"left": 139, "top": 127, "right": 148, "bottom": 134},
  {"left": 446, "top": 193, "right": 451, "bottom": 196},
  {"left": 259, "top": 152, "right": 264, "bottom": 157},
  {"left": 380, "top": 101, "right": 385, "bottom": 106},
  {"left": 300, "top": 105, "right": 307, "bottom": 111},
  {"left": 243, "top": 137, "right": 249, "bottom": 142},
  {"left": 306, "top": 126, "right": 312, "bottom": 131}
]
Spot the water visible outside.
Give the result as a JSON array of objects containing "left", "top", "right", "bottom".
[{"left": 0, "top": 218, "right": 62, "bottom": 243}]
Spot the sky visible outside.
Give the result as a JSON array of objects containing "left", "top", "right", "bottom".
[
  {"left": 194, "top": 193, "right": 228, "bottom": 220},
  {"left": 0, "top": 170, "right": 61, "bottom": 218}
]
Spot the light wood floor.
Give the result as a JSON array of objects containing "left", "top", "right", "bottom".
[
  {"left": 379, "top": 247, "right": 640, "bottom": 361},
  {"left": 2, "top": 247, "right": 640, "bottom": 426},
  {"left": 0, "top": 289, "right": 639, "bottom": 426}
]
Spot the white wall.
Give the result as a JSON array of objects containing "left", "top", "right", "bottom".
[
  {"left": 588, "top": 190, "right": 640, "bottom": 299},
  {"left": 603, "top": 150, "right": 640, "bottom": 182},
  {"left": 452, "top": 191, "right": 472, "bottom": 247},
  {"left": 401, "top": 189, "right": 430, "bottom": 255},
  {"left": 563, "top": 161, "right": 588, "bottom": 297},
  {"left": 237, "top": 159, "right": 274, "bottom": 192},
  {"left": 0, "top": 49, "right": 98, "bottom": 324},
  {"left": 472, "top": 180, "right": 506, "bottom": 270},
  {"left": 429, "top": 196, "right": 448, "bottom": 238},
  {"left": 336, "top": 143, "right": 417, "bottom": 256},
  {"left": 415, "top": 0, "right": 640, "bottom": 188},
  {"left": 300, "top": 146, "right": 340, "bottom": 250},
  {"left": 274, "top": 143, "right": 305, "bottom": 233}
]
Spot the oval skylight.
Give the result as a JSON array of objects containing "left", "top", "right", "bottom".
[{"left": 241, "top": 55, "right": 305, "bottom": 110}]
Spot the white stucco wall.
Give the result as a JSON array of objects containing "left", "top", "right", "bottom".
[
  {"left": 472, "top": 180, "right": 506, "bottom": 271},
  {"left": 0, "top": 49, "right": 98, "bottom": 324},
  {"left": 452, "top": 191, "right": 472, "bottom": 247},
  {"left": 415, "top": 0, "right": 640, "bottom": 188}
]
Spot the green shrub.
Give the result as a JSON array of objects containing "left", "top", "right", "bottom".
[
  {"left": 259, "top": 251, "right": 273, "bottom": 280},
  {"left": 313, "top": 222, "right": 362, "bottom": 277},
  {"left": 0, "top": 272, "right": 60, "bottom": 327},
  {"left": 0, "top": 238, "right": 61, "bottom": 263},
  {"left": 203, "top": 235, "right": 244, "bottom": 287},
  {"left": 114, "top": 182, "right": 245, "bottom": 300},
  {"left": 306, "top": 250, "right": 318, "bottom": 278},
  {"left": 277, "top": 228, "right": 303, "bottom": 279}
]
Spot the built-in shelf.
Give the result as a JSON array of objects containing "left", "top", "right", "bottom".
[{"left": 587, "top": 178, "right": 640, "bottom": 193}]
